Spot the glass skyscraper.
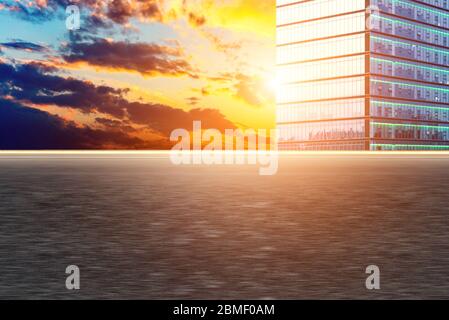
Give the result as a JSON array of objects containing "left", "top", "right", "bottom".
[{"left": 277, "top": 0, "right": 449, "bottom": 150}]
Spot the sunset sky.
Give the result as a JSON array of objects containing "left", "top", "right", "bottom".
[{"left": 0, "top": 0, "right": 276, "bottom": 149}]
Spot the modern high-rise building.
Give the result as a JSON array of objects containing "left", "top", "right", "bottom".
[{"left": 277, "top": 0, "right": 449, "bottom": 150}]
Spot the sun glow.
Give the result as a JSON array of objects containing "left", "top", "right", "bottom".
[{"left": 267, "top": 75, "right": 281, "bottom": 97}]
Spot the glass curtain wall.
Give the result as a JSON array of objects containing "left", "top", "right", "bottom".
[
  {"left": 370, "top": 0, "right": 449, "bottom": 150},
  {"left": 276, "top": 0, "right": 368, "bottom": 150}
]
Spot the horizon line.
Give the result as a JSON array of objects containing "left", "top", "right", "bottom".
[{"left": 2, "top": 150, "right": 449, "bottom": 156}]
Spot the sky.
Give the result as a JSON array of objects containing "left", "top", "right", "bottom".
[{"left": 0, "top": 0, "right": 276, "bottom": 149}]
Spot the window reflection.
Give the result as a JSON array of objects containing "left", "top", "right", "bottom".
[
  {"left": 278, "top": 120, "right": 365, "bottom": 142},
  {"left": 373, "top": 0, "right": 449, "bottom": 30},
  {"left": 372, "top": 121, "right": 449, "bottom": 141},
  {"left": 372, "top": 14, "right": 449, "bottom": 48},
  {"left": 371, "top": 77, "right": 449, "bottom": 104},
  {"left": 277, "top": 0, "right": 366, "bottom": 26},
  {"left": 278, "top": 34, "right": 365, "bottom": 65},
  {"left": 279, "top": 77, "right": 365, "bottom": 104},
  {"left": 372, "top": 35, "right": 449, "bottom": 67},
  {"left": 371, "top": 99, "right": 449, "bottom": 122},
  {"left": 279, "top": 55, "right": 365, "bottom": 84},
  {"left": 278, "top": 99, "right": 365, "bottom": 123},
  {"left": 371, "top": 56, "right": 449, "bottom": 85},
  {"left": 277, "top": 12, "right": 365, "bottom": 46}
]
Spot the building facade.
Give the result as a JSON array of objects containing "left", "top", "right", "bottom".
[{"left": 277, "top": 0, "right": 449, "bottom": 150}]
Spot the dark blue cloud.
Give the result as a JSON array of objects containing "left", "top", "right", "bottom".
[
  {"left": 0, "top": 61, "right": 128, "bottom": 118},
  {"left": 0, "top": 60, "right": 235, "bottom": 148},
  {"left": 61, "top": 36, "right": 195, "bottom": 77},
  {"left": 0, "top": 98, "right": 147, "bottom": 149},
  {"left": 0, "top": 40, "right": 48, "bottom": 52}
]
